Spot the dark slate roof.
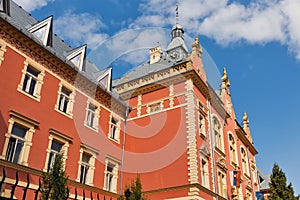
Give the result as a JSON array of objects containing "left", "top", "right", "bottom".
[
  {"left": 0, "top": 1, "right": 104, "bottom": 80},
  {"left": 112, "top": 54, "right": 188, "bottom": 86}
]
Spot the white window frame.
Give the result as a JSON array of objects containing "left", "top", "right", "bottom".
[
  {"left": 76, "top": 144, "right": 98, "bottom": 186},
  {"left": 84, "top": 100, "right": 100, "bottom": 131},
  {"left": 0, "top": 39, "right": 7, "bottom": 66},
  {"left": 43, "top": 129, "right": 72, "bottom": 172},
  {"left": 103, "top": 156, "right": 120, "bottom": 193},
  {"left": 17, "top": 60, "right": 45, "bottom": 102},
  {"left": 0, "top": 111, "right": 38, "bottom": 166},
  {"left": 241, "top": 147, "right": 250, "bottom": 177},
  {"left": 198, "top": 101, "right": 206, "bottom": 137},
  {"left": 213, "top": 117, "right": 224, "bottom": 152},
  {"left": 228, "top": 133, "right": 238, "bottom": 166},
  {"left": 217, "top": 170, "right": 227, "bottom": 198},
  {"left": 109, "top": 114, "right": 121, "bottom": 143},
  {"left": 201, "top": 158, "right": 210, "bottom": 188},
  {"left": 54, "top": 81, "right": 75, "bottom": 118}
]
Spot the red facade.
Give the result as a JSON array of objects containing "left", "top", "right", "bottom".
[{"left": 0, "top": 1, "right": 259, "bottom": 199}]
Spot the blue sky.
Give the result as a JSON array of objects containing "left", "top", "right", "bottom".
[{"left": 15, "top": 0, "right": 300, "bottom": 194}]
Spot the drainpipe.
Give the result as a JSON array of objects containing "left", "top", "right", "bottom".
[
  {"left": 119, "top": 106, "right": 130, "bottom": 195},
  {"left": 208, "top": 100, "right": 219, "bottom": 200}
]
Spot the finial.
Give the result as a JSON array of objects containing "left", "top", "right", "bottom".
[
  {"left": 195, "top": 35, "right": 199, "bottom": 43},
  {"left": 125, "top": 75, "right": 129, "bottom": 82},
  {"left": 243, "top": 112, "right": 249, "bottom": 124},
  {"left": 175, "top": 4, "right": 179, "bottom": 25},
  {"left": 221, "top": 67, "right": 230, "bottom": 86}
]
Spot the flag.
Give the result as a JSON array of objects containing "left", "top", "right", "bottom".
[
  {"left": 232, "top": 170, "right": 241, "bottom": 187},
  {"left": 256, "top": 191, "right": 264, "bottom": 200}
]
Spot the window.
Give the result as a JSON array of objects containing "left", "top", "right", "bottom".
[
  {"left": 59, "top": 87, "right": 71, "bottom": 113},
  {"left": 84, "top": 102, "right": 100, "bottom": 131},
  {"left": 55, "top": 82, "right": 75, "bottom": 117},
  {"left": 104, "top": 158, "right": 119, "bottom": 193},
  {"left": 0, "top": 111, "right": 38, "bottom": 166},
  {"left": 17, "top": 61, "right": 45, "bottom": 101},
  {"left": 109, "top": 115, "right": 120, "bottom": 142},
  {"left": 47, "top": 139, "right": 63, "bottom": 171},
  {"left": 76, "top": 144, "right": 98, "bottom": 186},
  {"left": 218, "top": 171, "right": 227, "bottom": 198},
  {"left": 80, "top": 153, "right": 91, "bottom": 184},
  {"left": 213, "top": 117, "right": 223, "bottom": 151},
  {"left": 198, "top": 103, "right": 206, "bottom": 136},
  {"left": 241, "top": 147, "right": 250, "bottom": 176},
  {"left": 5, "top": 124, "right": 27, "bottom": 163},
  {"left": 229, "top": 134, "right": 237, "bottom": 165},
  {"left": 43, "top": 129, "right": 72, "bottom": 172},
  {"left": 201, "top": 159, "right": 209, "bottom": 188}
]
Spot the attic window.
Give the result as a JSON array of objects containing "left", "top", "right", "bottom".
[
  {"left": 66, "top": 45, "right": 86, "bottom": 71},
  {"left": 0, "top": 0, "right": 9, "bottom": 15},
  {"left": 97, "top": 68, "right": 112, "bottom": 91},
  {"left": 28, "top": 16, "right": 53, "bottom": 46}
]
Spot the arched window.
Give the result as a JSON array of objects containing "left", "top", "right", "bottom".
[
  {"left": 229, "top": 134, "right": 237, "bottom": 164},
  {"left": 241, "top": 147, "right": 249, "bottom": 176},
  {"left": 213, "top": 117, "right": 223, "bottom": 151}
]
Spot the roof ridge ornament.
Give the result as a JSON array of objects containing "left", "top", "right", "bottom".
[{"left": 176, "top": 4, "right": 179, "bottom": 25}]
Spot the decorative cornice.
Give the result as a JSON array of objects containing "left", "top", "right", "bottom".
[
  {"left": 116, "top": 66, "right": 210, "bottom": 100},
  {"left": 0, "top": 18, "right": 127, "bottom": 117},
  {"left": 9, "top": 110, "right": 39, "bottom": 127}
]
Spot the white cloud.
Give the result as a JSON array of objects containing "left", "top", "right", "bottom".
[
  {"left": 54, "top": 11, "right": 108, "bottom": 50},
  {"left": 14, "top": 0, "right": 54, "bottom": 12},
  {"left": 131, "top": 0, "right": 300, "bottom": 60}
]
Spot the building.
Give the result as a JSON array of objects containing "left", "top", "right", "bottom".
[{"left": 0, "top": 0, "right": 259, "bottom": 199}]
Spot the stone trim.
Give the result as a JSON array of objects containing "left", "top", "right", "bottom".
[
  {"left": 185, "top": 79, "right": 199, "bottom": 197},
  {"left": 0, "top": 39, "right": 7, "bottom": 66}
]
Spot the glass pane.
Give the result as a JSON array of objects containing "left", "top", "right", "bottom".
[
  {"left": 61, "top": 87, "right": 71, "bottom": 96},
  {"left": 13, "top": 140, "right": 24, "bottom": 163},
  {"left": 12, "top": 124, "right": 27, "bottom": 138},
  {"left": 51, "top": 140, "right": 63, "bottom": 152},
  {"left": 6, "top": 138, "right": 16, "bottom": 161},
  {"left": 27, "top": 66, "right": 39, "bottom": 77},
  {"left": 82, "top": 153, "right": 90, "bottom": 163},
  {"left": 28, "top": 79, "right": 36, "bottom": 95}
]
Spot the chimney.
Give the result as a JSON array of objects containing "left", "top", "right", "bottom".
[{"left": 149, "top": 45, "right": 162, "bottom": 64}]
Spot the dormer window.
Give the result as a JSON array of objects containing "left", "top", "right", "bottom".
[
  {"left": 28, "top": 16, "right": 53, "bottom": 46},
  {"left": 97, "top": 67, "right": 112, "bottom": 91},
  {"left": 66, "top": 45, "right": 86, "bottom": 71},
  {"left": 0, "top": 0, "right": 10, "bottom": 15}
]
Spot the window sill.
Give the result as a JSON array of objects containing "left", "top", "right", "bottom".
[
  {"left": 17, "top": 88, "right": 41, "bottom": 102},
  {"left": 108, "top": 137, "right": 120, "bottom": 144},
  {"left": 84, "top": 123, "right": 99, "bottom": 133},
  {"left": 215, "top": 147, "right": 226, "bottom": 157},
  {"left": 54, "top": 108, "right": 73, "bottom": 119}
]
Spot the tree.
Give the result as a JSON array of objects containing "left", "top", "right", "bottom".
[
  {"left": 118, "top": 175, "right": 147, "bottom": 200},
  {"left": 41, "top": 153, "right": 69, "bottom": 200},
  {"left": 269, "top": 163, "right": 298, "bottom": 200}
]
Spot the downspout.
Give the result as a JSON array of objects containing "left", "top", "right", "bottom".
[
  {"left": 119, "top": 106, "right": 130, "bottom": 195},
  {"left": 208, "top": 100, "right": 219, "bottom": 200}
]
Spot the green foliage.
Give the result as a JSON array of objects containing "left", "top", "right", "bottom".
[
  {"left": 41, "top": 153, "right": 68, "bottom": 200},
  {"left": 269, "top": 163, "right": 298, "bottom": 200},
  {"left": 119, "top": 175, "right": 147, "bottom": 200}
]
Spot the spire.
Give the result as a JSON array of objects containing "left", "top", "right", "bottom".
[
  {"left": 171, "top": 5, "right": 184, "bottom": 40},
  {"left": 176, "top": 4, "right": 179, "bottom": 25}
]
